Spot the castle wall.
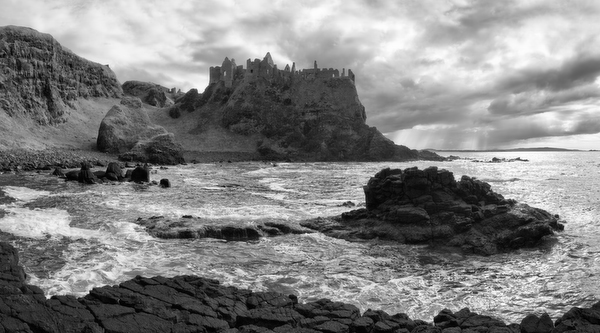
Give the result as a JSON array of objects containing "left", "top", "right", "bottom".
[{"left": 211, "top": 53, "right": 354, "bottom": 85}]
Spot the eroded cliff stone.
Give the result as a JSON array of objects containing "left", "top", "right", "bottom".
[{"left": 0, "top": 25, "right": 122, "bottom": 125}]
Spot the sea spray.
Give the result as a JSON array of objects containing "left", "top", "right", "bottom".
[{"left": 0, "top": 153, "right": 598, "bottom": 323}]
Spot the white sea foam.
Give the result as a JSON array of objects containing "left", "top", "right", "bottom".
[
  {"left": 2, "top": 186, "right": 51, "bottom": 202},
  {"left": 0, "top": 206, "right": 101, "bottom": 239},
  {"left": 2, "top": 153, "right": 599, "bottom": 323}
]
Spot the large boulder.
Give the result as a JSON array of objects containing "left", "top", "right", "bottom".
[
  {"left": 96, "top": 97, "right": 169, "bottom": 154},
  {"left": 301, "top": 167, "right": 564, "bottom": 255},
  {"left": 118, "top": 133, "right": 185, "bottom": 165}
]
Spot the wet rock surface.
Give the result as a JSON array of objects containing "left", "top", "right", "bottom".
[
  {"left": 134, "top": 215, "right": 314, "bottom": 240},
  {"left": 301, "top": 167, "right": 564, "bottom": 255},
  {"left": 1, "top": 242, "right": 599, "bottom": 332}
]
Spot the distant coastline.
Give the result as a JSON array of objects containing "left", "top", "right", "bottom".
[{"left": 426, "top": 147, "right": 597, "bottom": 152}]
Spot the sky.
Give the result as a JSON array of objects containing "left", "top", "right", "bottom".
[{"left": 2, "top": 0, "right": 600, "bottom": 150}]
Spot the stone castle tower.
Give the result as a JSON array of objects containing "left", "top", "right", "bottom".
[{"left": 209, "top": 52, "right": 355, "bottom": 87}]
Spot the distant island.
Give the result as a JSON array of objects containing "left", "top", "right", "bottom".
[{"left": 427, "top": 147, "right": 586, "bottom": 152}]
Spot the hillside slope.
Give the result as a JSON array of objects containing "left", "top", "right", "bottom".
[{"left": 0, "top": 25, "right": 122, "bottom": 150}]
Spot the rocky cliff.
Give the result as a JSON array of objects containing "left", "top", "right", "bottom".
[
  {"left": 164, "top": 53, "right": 442, "bottom": 162},
  {"left": 0, "top": 26, "right": 122, "bottom": 125}
]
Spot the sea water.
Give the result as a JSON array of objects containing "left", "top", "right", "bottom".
[{"left": 0, "top": 151, "right": 598, "bottom": 324}]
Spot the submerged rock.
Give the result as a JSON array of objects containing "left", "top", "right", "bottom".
[
  {"left": 1, "top": 241, "right": 599, "bottom": 333},
  {"left": 135, "top": 215, "right": 313, "bottom": 240},
  {"left": 301, "top": 167, "right": 564, "bottom": 255}
]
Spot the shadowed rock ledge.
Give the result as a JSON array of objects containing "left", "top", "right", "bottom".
[
  {"left": 134, "top": 215, "right": 314, "bottom": 240},
  {"left": 301, "top": 167, "right": 564, "bottom": 255},
  {"left": 1, "top": 242, "right": 600, "bottom": 332}
]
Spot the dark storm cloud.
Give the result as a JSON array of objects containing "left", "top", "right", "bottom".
[
  {"left": 488, "top": 85, "right": 600, "bottom": 117},
  {"left": 485, "top": 109, "right": 600, "bottom": 146},
  {"left": 496, "top": 54, "right": 600, "bottom": 94},
  {"left": 4, "top": 0, "right": 600, "bottom": 149}
]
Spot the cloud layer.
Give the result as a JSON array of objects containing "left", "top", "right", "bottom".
[{"left": 2, "top": 0, "right": 600, "bottom": 149}]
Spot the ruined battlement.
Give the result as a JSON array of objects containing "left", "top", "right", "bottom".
[{"left": 209, "top": 52, "right": 355, "bottom": 88}]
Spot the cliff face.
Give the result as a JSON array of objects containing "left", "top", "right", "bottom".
[
  {"left": 0, "top": 26, "right": 122, "bottom": 125},
  {"left": 167, "top": 54, "right": 440, "bottom": 161}
]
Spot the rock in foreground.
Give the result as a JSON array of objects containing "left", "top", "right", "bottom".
[
  {"left": 1, "top": 242, "right": 599, "bottom": 333},
  {"left": 302, "top": 167, "right": 564, "bottom": 255}
]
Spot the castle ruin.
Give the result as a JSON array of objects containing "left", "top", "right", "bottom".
[{"left": 209, "top": 52, "right": 355, "bottom": 88}]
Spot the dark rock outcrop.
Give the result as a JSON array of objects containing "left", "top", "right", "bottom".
[
  {"left": 301, "top": 167, "right": 564, "bottom": 255},
  {"left": 130, "top": 164, "right": 150, "bottom": 183},
  {"left": 77, "top": 162, "right": 97, "bottom": 184},
  {"left": 104, "top": 162, "right": 123, "bottom": 181},
  {"left": 1, "top": 242, "right": 599, "bottom": 333},
  {"left": 0, "top": 25, "right": 122, "bottom": 125},
  {"left": 135, "top": 215, "right": 313, "bottom": 240}
]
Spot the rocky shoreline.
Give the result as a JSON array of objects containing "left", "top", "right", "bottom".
[
  {"left": 1, "top": 242, "right": 599, "bottom": 333},
  {"left": 0, "top": 149, "right": 120, "bottom": 172},
  {"left": 0, "top": 148, "right": 261, "bottom": 173}
]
